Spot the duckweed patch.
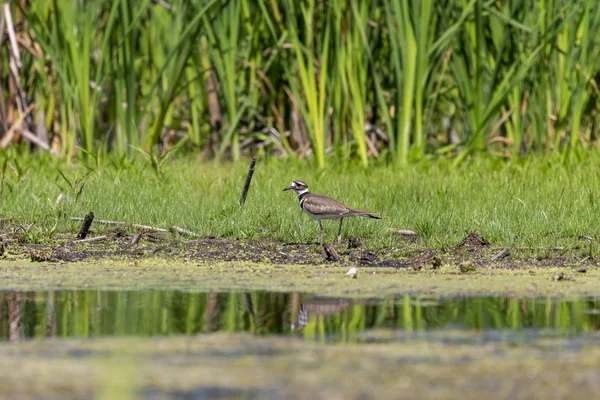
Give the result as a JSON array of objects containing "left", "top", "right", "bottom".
[
  {"left": 1, "top": 334, "right": 600, "bottom": 399},
  {"left": 1, "top": 254, "right": 599, "bottom": 297}
]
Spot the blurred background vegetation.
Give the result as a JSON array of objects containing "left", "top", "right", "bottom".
[{"left": 0, "top": 0, "right": 599, "bottom": 167}]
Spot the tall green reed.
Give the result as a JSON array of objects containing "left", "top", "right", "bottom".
[
  {"left": 283, "top": 0, "right": 332, "bottom": 168},
  {"left": 3, "top": 0, "right": 599, "bottom": 166}
]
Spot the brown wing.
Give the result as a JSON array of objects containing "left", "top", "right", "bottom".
[{"left": 302, "top": 194, "right": 351, "bottom": 216}]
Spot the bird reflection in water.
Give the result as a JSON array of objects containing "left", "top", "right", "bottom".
[{"left": 292, "top": 297, "right": 356, "bottom": 331}]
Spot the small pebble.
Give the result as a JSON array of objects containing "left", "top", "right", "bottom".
[{"left": 345, "top": 267, "right": 358, "bottom": 279}]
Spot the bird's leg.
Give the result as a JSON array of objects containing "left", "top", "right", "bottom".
[
  {"left": 318, "top": 219, "right": 324, "bottom": 245},
  {"left": 337, "top": 218, "right": 344, "bottom": 245}
]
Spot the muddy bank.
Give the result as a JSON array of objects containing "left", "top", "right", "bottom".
[
  {"left": 1, "top": 231, "right": 599, "bottom": 297},
  {"left": 1, "top": 230, "right": 597, "bottom": 270}
]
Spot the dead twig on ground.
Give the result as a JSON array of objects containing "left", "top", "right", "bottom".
[
  {"left": 72, "top": 216, "right": 200, "bottom": 238},
  {"left": 491, "top": 248, "right": 510, "bottom": 261},
  {"left": 131, "top": 231, "right": 143, "bottom": 245},
  {"left": 492, "top": 246, "right": 565, "bottom": 251},
  {"left": 71, "top": 217, "right": 168, "bottom": 232},
  {"left": 75, "top": 235, "right": 107, "bottom": 244},
  {"left": 322, "top": 244, "right": 341, "bottom": 262},
  {"left": 168, "top": 226, "right": 200, "bottom": 238}
]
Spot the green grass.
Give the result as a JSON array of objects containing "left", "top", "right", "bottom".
[{"left": 2, "top": 153, "right": 600, "bottom": 250}]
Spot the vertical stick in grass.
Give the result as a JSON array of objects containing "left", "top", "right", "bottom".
[
  {"left": 239, "top": 156, "right": 257, "bottom": 206},
  {"left": 77, "top": 212, "right": 95, "bottom": 239}
]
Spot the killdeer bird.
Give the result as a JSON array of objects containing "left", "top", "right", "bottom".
[{"left": 283, "top": 180, "right": 381, "bottom": 244}]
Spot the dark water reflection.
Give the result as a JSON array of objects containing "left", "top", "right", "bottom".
[{"left": 1, "top": 290, "right": 600, "bottom": 342}]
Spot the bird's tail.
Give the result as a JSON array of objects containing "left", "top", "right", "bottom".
[{"left": 348, "top": 209, "right": 382, "bottom": 219}]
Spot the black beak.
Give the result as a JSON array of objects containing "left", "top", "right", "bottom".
[{"left": 283, "top": 186, "right": 293, "bottom": 191}]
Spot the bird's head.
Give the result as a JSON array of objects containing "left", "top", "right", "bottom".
[{"left": 283, "top": 180, "right": 309, "bottom": 195}]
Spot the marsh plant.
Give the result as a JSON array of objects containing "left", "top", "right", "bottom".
[{"left": 0, "top": 0, "right": 599, "bottom": 166}]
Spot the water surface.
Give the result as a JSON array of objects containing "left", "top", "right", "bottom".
[{"left": 1, "top": 290, "right": 599, "bottom": 343}]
